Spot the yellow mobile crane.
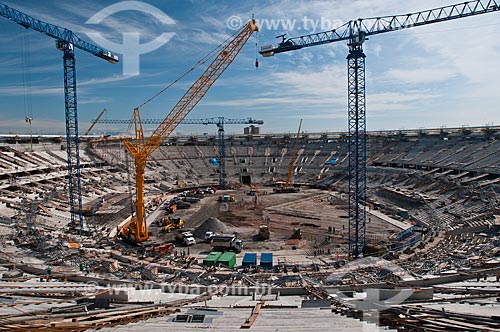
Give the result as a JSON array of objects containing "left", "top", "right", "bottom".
[
  {"left": 121, "top": 20, "right": 258, "bottom": 243},
  {"left": 275, "top": 119, "right": 302, "bottom": 193}
]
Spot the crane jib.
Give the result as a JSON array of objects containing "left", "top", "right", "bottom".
[
  {"left": 0, "top": 3, "right": 119, "bottom": 62},
  {"left": 259, "top": 0, "right": 500, "bottom": 55}
]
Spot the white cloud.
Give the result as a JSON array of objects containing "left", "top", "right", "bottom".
[
  {"left": 0, "top": 118, "right": 65, "bottom": 135},
  {"left": 266, "top": 64, "right": 346, "bottom": 97},
  {"left": 0, "top": 86, "right": 62, "bottom": 96},
  {"left": 1, "top": 0, "right": 499, "bottom": 133},
  {"left": 78, "top": 74, "right": 135, "bottom": 86},
  {"left": 385, "top": 67, "right": 457, "bottom": 84},
  {"left": 79, "top": 97, "right": 111, "bottom": 105}
]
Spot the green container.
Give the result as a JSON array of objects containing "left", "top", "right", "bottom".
[
  {"left": 217, "top": 252, "right": 237, "bottom": 269},
  {"left": 203, "top": 251, "right": 222, "bottom": 266}
]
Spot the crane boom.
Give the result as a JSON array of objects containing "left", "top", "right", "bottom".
[
  {"left": 128, "top": 20, "right": 259, "bottom": 158},
  {"left": 260, "top": 0, "right": 499, "bottom": 56},
  {"left": 122, "top": 20, "right": 258, "bottom": 242},
  {"left": 94, "top": 117, "right": 264, "bottom": 126},
  {"left": 0, "top": 3, "right": 118, "bottom": 63},
  {"left": 84, "top": 108, "right": 107, "bottom": 136}
]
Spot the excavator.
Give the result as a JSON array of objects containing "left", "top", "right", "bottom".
[
  {"left": 120, "top": 19, "right": 259, "bottom": 243},
  {"left": 274, "top": 119, "right": 302, "bottom": 193},
  {"left": 162, "top": 216, "right": 184, "bottom": 233}
]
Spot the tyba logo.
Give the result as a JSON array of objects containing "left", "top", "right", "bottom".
[{"left": 85, "top": 1, "right": 175, "bottom": 76}]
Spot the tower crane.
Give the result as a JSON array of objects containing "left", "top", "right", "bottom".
[
  {"left": 259, "top": 0, "right": 500, "bottom": 258},
  {"left": 0, "top": 3, "right": 119, "bottom": 233},
  {"left": 95, "top": 116, "right": 264, "bottom": 189},
  {"left": 122, "top": 20, "right": 258, "bottom": 243}
]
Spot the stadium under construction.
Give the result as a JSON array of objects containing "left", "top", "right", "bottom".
[{"left": 0, "top": 1, "right": 500, "bottom": 331}]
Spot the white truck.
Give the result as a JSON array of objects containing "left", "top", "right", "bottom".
[
  {"left": 177, "top": 231, "right": 196, "bottom": 246},
  {"left": 204, "top": 231, "right": 215, "bottom": 243},
  {"left": 210, "top": 235, "right": 243, "bottom": 253}
]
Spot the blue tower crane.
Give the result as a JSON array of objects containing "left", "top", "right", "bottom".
[
  {"left": 259, "top": 0, "right": 500, "bottom": 258},
  {"left": 0, "top": 3, "right": 119, "bottom": 233},
  {"left": 94, "top": 116, "right": 264, "bottom": 189}
]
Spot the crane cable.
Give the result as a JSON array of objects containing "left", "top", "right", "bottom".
[
  {"left": 136, "top": 27, "right": 242, "bottom": 110},
  {"left": 21, "top": 29, "right": 33, "bottom": 123},
  {"left": 255, "top": 27, "right": 259, "bottom": 68}
]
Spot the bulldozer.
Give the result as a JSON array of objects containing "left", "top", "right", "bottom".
[
  {"left": 162, "top": 216, "right": 185, "bottom": 233},
  {"left": 290, "top": 228, "right": 302, "bottom": 240},
  {"left": 258, "top": 224, "right": 270, "bottom": 240}
]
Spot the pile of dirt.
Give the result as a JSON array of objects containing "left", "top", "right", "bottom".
[{"left": 193, "top": 217, "right": 228, "bottom": 238}]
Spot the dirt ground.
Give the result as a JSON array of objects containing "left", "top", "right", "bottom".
[{"left": 152, "top": 188, "right": 401, "bottom": 259}]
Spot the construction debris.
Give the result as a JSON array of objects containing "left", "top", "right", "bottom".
[{"left": 0, "top": 126, "right": 499, "bottom": 331}]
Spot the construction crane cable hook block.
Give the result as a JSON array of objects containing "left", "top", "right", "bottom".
[{"left": 120, "top": 19, "right": 258, "bottom": 243}]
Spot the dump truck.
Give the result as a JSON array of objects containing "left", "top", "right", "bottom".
[
  {"left": 210, "top": 235, "right": 243, "bottom": 253},
  {"left": 204, "top": 231, "right": 215, "bottom": 243},
  {"left": 162, "top": 216, "right": 184, "bottom": 233}
]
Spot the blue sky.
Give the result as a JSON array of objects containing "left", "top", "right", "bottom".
[{"left": 0, "top": 0, "right": 499, "bottom": 136}]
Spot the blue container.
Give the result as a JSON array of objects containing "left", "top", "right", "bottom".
[
  {"left": 260, "top": 252, "right": 273, "bottom": 269},
  {"left": 242, "top": 253, "right": 257, "bottom": 267}
]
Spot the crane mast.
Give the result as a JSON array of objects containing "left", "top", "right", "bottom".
[
  {"left": 0, "top": 3, "right": 118, "bottom": 234},
  {"left": 122, "top": 20, "right": 258, "bottom": 243},
  {"left": 259, "top": 0, "right": 500, "bottom": 258}
]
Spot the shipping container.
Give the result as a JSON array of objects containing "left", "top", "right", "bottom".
[
  {"left": 260, "top": 252, "right": 273, "bottom": 269},
  {"left": 203, "top": 251, "right": 222, "bottom": 267},
  {"left": 242, "top": 253, "right": 257, "bottom": 267},
  {"left": 217, "top": 251, "right": 237, "bottom": 269}
]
